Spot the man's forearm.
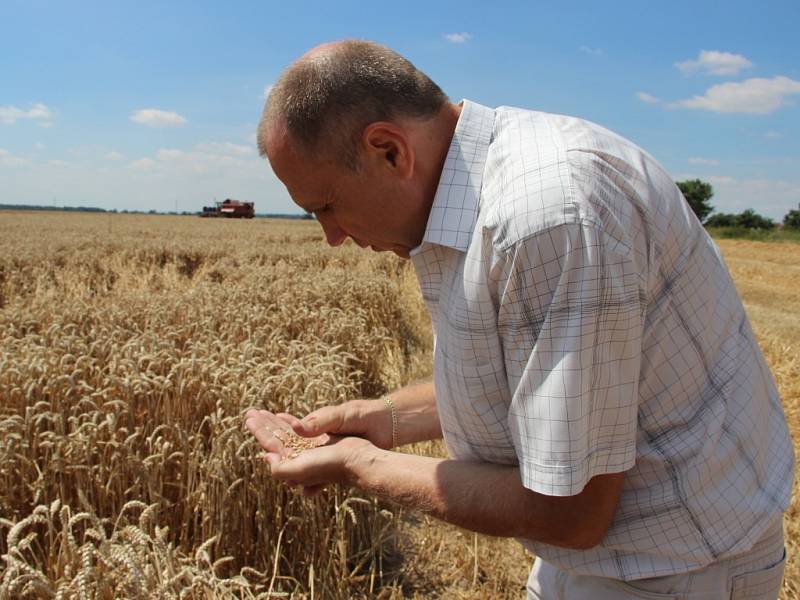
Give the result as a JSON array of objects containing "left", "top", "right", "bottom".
[
  {"left": 346, "top": 446, "right": 623, "bottom": 549},
  {"left": 385, "top": 380, "right": 441, "bottom": 445}
]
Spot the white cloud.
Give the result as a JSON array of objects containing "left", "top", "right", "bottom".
[
  {"left": 34, "top": 142, "right": 46, "bottom": 151},
  {"left": 637, "top": 91, "right": 660, "bottom": 104},
  {"left": 713, "top": 177, "right": 800, "bottom": 217},
  {"left": 194, "top": 141, "right": 253, "bottom": 156},
  {"left": 156, "top": 148, "right": 185, "bottom": 160},
  {"left": 129, "top": 158, "right": 156, "bottom": 170},
  {"left": 48, "top": 159, "right": 69, "bottom": 167},
  {"left": 579, "top": 46, "right": 603, "bottom": 56},
  {"left": 669, "top": 76, "right": 800, "bottom": 114},
  {"left": 55, "top": 138, "right": 273, "bottom": 212},
  {"left": 160, "top": 149, "right": 233, "bottom": 172},
  {"left": 675, "top": 50, "right": 753, "bottom": 76},
  {"left": 106, "top": 151, "right": 125, "bottom": 161},
  {"left": 0, "top": 103, "right": 53, "bottom": 125},
  {"left": 688, "top": 157, "right": 720, "bottom": 166},
  {"left": 130, "top": 108, "right": 187, "bottom": 128},
  {"left": 706, "top": 175, "right": 735, "bottom": 185},
  {"left": 765, "top": 130, "right": 783, "bottom": 139},
  {"left": 0, "top": 150, "right": 286, "bottom": 215},
  {"left": 132, "top": 141, "right": 263, "bottom": 177},
  {"left": 444, "top": 32, "right": 472, "bottom": 43},
  {"left": 27, "top": 103, "right": 52, "bottom": 120},
  {"left": 0, "top": 148, "right": 28, "bottom": 168}
]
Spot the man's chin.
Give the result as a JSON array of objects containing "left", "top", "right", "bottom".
[{"left": 363, "top": 243, "right": 409, "bottom": 259}]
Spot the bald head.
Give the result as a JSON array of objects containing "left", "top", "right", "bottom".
[{"left": 257, "top": 40, "right": 449, "bottom": 170}]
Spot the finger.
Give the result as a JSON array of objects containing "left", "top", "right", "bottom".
[
  {"left": 260, "top": 435, "right": 286, "bottom": 456},
  {"left": 268, "top": 458, "right": 298, "bottom": 483},
  {"left": 265, "top": 412, "right": 332, "bottom": 449},
  {"left": 297, "top": 405, "right": 346, "bottom": 437},
  {"left": 244, "top": 407, "right": 266, "bottom": 421},
  {"left": 244, "top": 409, "right": 269, "bottom": 435},
  {"left": 268, "top": 450, "right": 324, "bottom": 485},
  {"left": 275, "top": 412, "right": 304, "bottom": 431},
  {"left": 245, "top": 413, "right": 272, "bottom": 446},
  {"left": 245, "top": 412, "right": 296, "bottom": 459},
  {"left": 277, "top": 412, "right": 332, "bottom": 445},
  {"left": 244, "top": 408, "right": 276, "bottom": 429},
  {"left": 263, "top": 452, "right": 283, "bottom": 468},
  {"left": 245, "top": 412, "right": 276, "bottom": 443}
]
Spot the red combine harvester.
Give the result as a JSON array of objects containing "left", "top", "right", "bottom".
[{"left": 200, "top": 198, "right": 255, "bottom": 219}]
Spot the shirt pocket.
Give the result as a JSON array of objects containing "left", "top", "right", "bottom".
[{"left": 730, "top": 547, "right": 786, "bottom": 599}]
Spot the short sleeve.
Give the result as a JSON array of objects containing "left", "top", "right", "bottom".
[{"left": 497, "top": 222, "right": 645, "bottom": 496}]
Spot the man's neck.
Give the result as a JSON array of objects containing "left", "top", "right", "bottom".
[{"left": 420, "top": 101, "right": 464, "bottom": 212}]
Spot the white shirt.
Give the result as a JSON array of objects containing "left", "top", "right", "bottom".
[{"left": 410, "top": 100, "right": 794, "bottom": 580}]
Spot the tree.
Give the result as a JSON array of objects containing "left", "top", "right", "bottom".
[
  {"left": 704, "top": 209, "right": 775, "bottom": 229},
  {"left": 736, "top": 209, "right": 775, "bottom": 229},
  {"left": 676, "top": 179, "right": 714, "bottom": 223},
  {"left": 783, "top": 203, "right": 800, "bottom": 230},
  {"left": 704, "top": 213, "right": 738, "bottom": 228}
]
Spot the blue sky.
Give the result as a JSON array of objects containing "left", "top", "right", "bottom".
[{"left": 1, "top": 0, "right": 798, "bottom": 219}]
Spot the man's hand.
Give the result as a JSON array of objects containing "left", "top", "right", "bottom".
[
  {"left": 280, "top": 399, "right": 395, "bottom": 449},
  {"left": 275, "top": 381, "right": 441, "bottom": 450},
  {"left": 244, "top": 408, "right": 329, "bottom": 460},
  {"left": 268, "top": 436, "right": 373, "bottom": 490},
  {"left": 244, "top": 407, "right": 374, "bottom": 496}
]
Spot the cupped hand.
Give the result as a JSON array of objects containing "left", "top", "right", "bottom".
[
  {"left": 244, "top": 408, "right": 329, "bottom": 459},
  {"left": 278, "top": 399, "right": 393, "bottom": 450},
  {"left": 267, "top": 435, "right": 373, "bottom": 492},
  {"left": 244, "top": 407, "right": 374, "bottom": 496}
]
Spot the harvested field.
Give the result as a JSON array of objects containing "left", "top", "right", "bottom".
[{"left": 0, "top": 211, "right": 797, "bottom": 598}]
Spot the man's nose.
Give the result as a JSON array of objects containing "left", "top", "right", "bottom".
[{"left": 318, "top": 215, "right": 348, "bottom": 247}]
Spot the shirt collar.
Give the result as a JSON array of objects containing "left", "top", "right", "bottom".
[{"left": 411, "top": 99, "right": 495, "bottom": 256}]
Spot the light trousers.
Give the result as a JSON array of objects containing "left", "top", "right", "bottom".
[{"left": 527, "top": 518, "right": 786, "bottom": 599}]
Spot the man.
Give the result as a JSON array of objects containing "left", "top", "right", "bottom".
[{"left": 245, "top": 40, "right": 793, "bottom": 598}]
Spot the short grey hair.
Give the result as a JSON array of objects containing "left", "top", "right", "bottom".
[{"left": 258, "top": 40, "right": 449, "bottom": 170}]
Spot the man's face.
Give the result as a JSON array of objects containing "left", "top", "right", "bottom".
[{"left": 266, "top": 125, "right": 422, "bottom": 258}]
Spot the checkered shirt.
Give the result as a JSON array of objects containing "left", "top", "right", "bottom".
[{"left": 409, "top": 100, "right": 794, "bottom": 580}]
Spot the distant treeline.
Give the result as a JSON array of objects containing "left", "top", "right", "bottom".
[
  {"left": 0, "top": 203, "right": 312, "bottom": 219},
  {"left": 677, "top": 179, "right": 800, "bottom": 231},
  {"left": 0, "top": 203, "right": 106, "bottom": 213}
]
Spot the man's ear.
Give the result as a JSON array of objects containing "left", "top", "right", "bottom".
[{"left": 361, "top": 122, "right": 415, "bottom": 179}]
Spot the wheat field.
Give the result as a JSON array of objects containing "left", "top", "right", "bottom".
[{"left": 0, "top": 211, "right": 797, "bottom": 599}]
